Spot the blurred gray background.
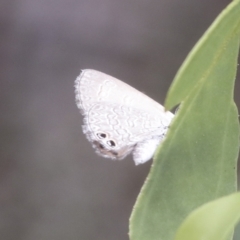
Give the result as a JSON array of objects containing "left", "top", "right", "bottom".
[{"left": 1, "top": 0, "right": 240, "bottom": 239}]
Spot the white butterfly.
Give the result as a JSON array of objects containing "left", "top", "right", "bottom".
[{"left": 75, "top": 69, "right": 174, "bottom": 165}]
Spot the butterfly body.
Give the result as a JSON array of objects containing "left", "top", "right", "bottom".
[{"left": 75, "top": 69, "right": 174, "bottom": 165}]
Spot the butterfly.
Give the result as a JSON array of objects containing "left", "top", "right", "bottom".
[{"left": 75, "top": 69, "right": 174, "bottom": 165}]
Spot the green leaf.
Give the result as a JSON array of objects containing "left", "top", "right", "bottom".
[
  {"left": 174, "top": 193, "right": 240, "bottom": 240},
  {"left": 165, "top": 0, "right": 240, "bottom": 110},
  {"left": 130, "top": 1, "right": 240, "bottom": 240}
]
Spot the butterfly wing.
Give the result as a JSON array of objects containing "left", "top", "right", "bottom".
[
  {"left": 83, "top": 103, "right": 170, "bottom": 162},
  {"left": 75, "top": 69, "right": 174, "bottom": 164},
  {"left": 75, "top": 69, "right": 172, "bottom": 116}
]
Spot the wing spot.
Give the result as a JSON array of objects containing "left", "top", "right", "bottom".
[
  {"left": 97, "top": 133, "right": 107, "bottom": 139},
  {"left": 99, "top": 143, "right": 105, "bottom": 149},
  {"left": 107, "top": 140, "right": 116, "bottom": 147}
]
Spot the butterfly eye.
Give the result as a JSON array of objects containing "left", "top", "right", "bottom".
[
  {"left": 97, "top": 133, "right": 107, "bottom": 139},
  {"left": 107, "top": 140, "right": 116, "bottom": 147}
]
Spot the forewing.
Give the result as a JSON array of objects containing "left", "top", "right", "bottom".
[{"left": 75, "top": 69, "right": 170, "bottom": 115}]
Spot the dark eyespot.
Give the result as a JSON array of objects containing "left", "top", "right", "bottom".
[
  {"left": 97, "top": 133, "right": 107, "bottom": 139},
  {"left": 107, "top": 140, "right": 116, "bottom": 147},
  {"left": 99, "top": 144, "right": 105, "bottom": 149}
]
